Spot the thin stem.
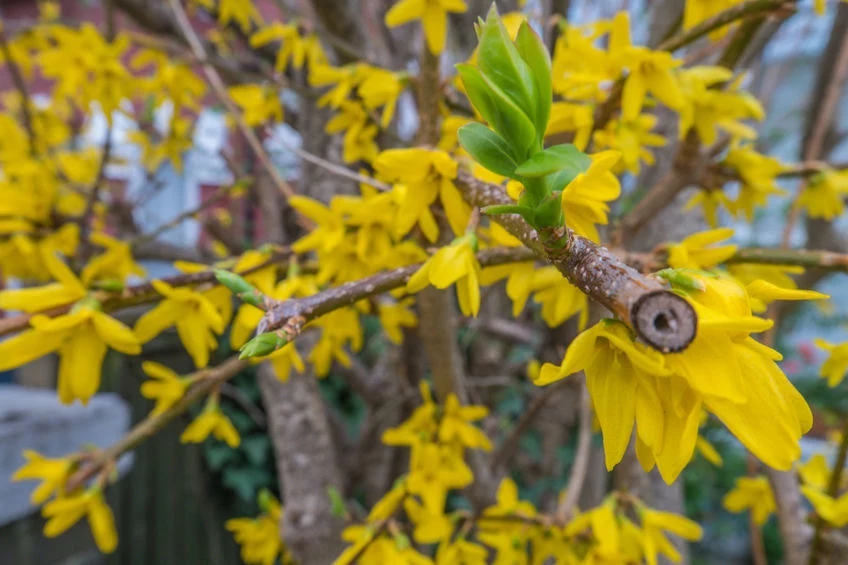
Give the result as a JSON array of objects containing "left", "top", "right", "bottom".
[
  {"left": 165, "top": 0, "right": 299, "bottom": 207},
  {"left": 65, "top": 357, "right": 248, "bottom": 492},
  {"left": 807, "top": 417, "right": 848, "bottom": 565},
  {"left": 0, "top": 21, "right": 36, "bottom": 155},
  {"left": 556, "top": 378, "right": 592, "bottom": 523}
]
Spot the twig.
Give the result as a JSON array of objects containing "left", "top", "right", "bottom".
[
  {"left": 556, "top": 378, "right": 592, "bottom": 523},
  {"left": 0, "top": 21, "right": 36, "bottom": 154},
  {"left": 219, "top": 382, "right": 267, "bottom": 429},
  {"left": 0, "top": 249, "right": 292, "bottom": 338},
  {"left": 76, "top": 0, "right": 117, "bottom": 264},
  {"left": 747, "top": 454, "right": 768, "bottom": 565},
  {"left": 782, "top": 18, "right": 848, "bottom": 247},
  {"left": 257, "top": 246, "right": 537, "bottom": 335},
  {"left": 266, "top": 128, "right": 391, "bottom": 191},
  {"left": 129, "top": 178, "right": 249, "bottom": 248},
  {"left": 491, "top": 379, "right": 570, "bottom": 470},
  {"left": 807, "top": 417, "right": 848, "bottom": 565},
  {"left": 165, "top": 0, "right": 298, "bottom": 205},
  {"left": 657, "top": 0, "right": 794, "bottom": 53},
  {"left": 65, "top": 356, "right": 248, "bottom": 492}
]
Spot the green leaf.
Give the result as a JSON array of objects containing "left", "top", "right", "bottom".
[
  {"left": 515, "top": 144, "right": 588, "bottom": 178},
  {"left": 457, "top": 123, "right": 518, "bottom": 177},
  {"left": 482, "top": 204, "right": 536, "bottom": 225},
  {"left": 241, "top": 435, "right": 270, "bottom": 466},
  {"left": 477, "top": 5, "right": 538, "bottom": 127},
  {"left": 515, "top": 22, "right": 552, "bottom": 139},
  {"left": 457, "top": 64, "right": 537, "bottom": 161},
  {"left": 328, "top": 486, "right": 347, "bottom": 518},
  {"left": 533, "top": 194, "right": 564, "bottom": 228},
  {"left": 205, "top": 443, "right": 236, "bottom": 471}
]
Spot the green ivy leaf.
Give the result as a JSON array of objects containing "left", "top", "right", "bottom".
[
  {"left": 476, "top": 5, "right": 538, "bottom": 129},
  {"left": 241, "top": 434, "right": 270, "bottom": 466},
  {"left": 514, "top": 21, "right": 552, "bottom": 140},
  {"left": 456, "top": 63, "right": 537, "bottom": 161},
  {"left": 457, "top": 123, "right": 518, "bottom": 177},
  {"left": 204, "top": 443, "right": 236, "bottom": 471},
  {"left": 515, "top": 144, "right": 587, "bottom": 178}
]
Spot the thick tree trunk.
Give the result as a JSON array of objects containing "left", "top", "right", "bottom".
[{"left": 258, "top": 362, "right": 346, "bottom": 565}]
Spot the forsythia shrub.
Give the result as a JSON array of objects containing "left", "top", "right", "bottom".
[{"left": 3, "top": 0, "right": 848, "bottom": 564}]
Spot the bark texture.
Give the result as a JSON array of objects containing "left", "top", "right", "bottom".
[{"left": 258, "top": 361, "right": 346, "bottom": 565}]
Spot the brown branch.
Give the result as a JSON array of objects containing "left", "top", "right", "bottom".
[
  {"left": 165, "top": 0, "right": 298, "bottom": 204},
  {"left": 615, "top": 132, "right": 702, "bottom": 242},
  {"left": 257, "top": 246, "right": 536, "bottom": 335},
  {"left": 782, "top": 7, "right": 848, "bottom": 247},
  {"left": 454, "top": 171, "right": 697, "bottom": 353},
  {"left": 0, "top": 249, "right": 292, "bottom": 338},
  {"left": 66, "top": 356, "right": 248, "bottom": 492},
  {"left": 556, "top": 378, "right": 592, "bottom": 523}
]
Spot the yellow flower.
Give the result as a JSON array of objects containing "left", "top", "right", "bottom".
[
  {"left": 438, "top": 394, "right": 492, "bottom": 450},
  {"left": 535, "top": 320, "right": 671, "bottom": 471},
  {"left": 666, "top": 228, "right": 737, "bottom": 270},
  {"left": 797, "top": 169, "right": 848, "bottom": 220},
  {"left": 482, "top": 478, "right": 537, "bottom": 519},
  {"left": 802, "top": 487, "right": 848, "bottom": 527},
  {"left": 43, "top": 488, "right": 118, "bottom": 554},
  {"left": 609, "top": 12, "right": 684, "bottom": 120},
  {"left": 250, "top": 22, "right": 308, "bottom": 72},
  {"left": 406, "top": 236, "right": 481, "bottom": 317},
  {"left": 358, "top": 67, "right": 407, "bottom": 127},
  {"left": 537, "top": 273, "right": 812, "bottom": 482},
  {"left": 0, "top": 248, "right": 85, "bottom": 312},
  {"left": 560, "top": 150, "right": 621, "bottom": 243},
  {"left": 181, "top": 401, "right": 241, "bottom": 447},
  {"left": 815, "top": 339, "right": 848, "bottom": 387},
  {"left": 684, "top": 0, "right": 745, "bottom": 40},
  {"left": 307, "top": 307, "right": 364, "bottom": 376},
  {"left": 546, "top": 102, "right": 594, "bottom": 150},
  {"left": 374, "top": 147, "right": 470, "bottom": 239},
  {"left": 229, "top": 85, "right": 283, "bottom": 127},
  {"left": 407, "top": 442, "right": 473, "bottom": 511},
  {"left": 641, "top": 508, "right": 703, "bottom": 565},
  {"left": 723, "top": 145, "right": 786, "bottom": 221},
  {"left": 81, "top": 232, "right": 146, "bottom": 285},
  {"left": 678, "top": 67, "right": 763, "bottom": 145},
  {"left": 377, "top": 300, "right": 418, "bottom": 344},
  {"left": 696, "top": 436, "right": 723, "bottom": 466},
  {"left": 592, "top": 114, "right": 666, "bottom": 175},
  {"left": 140, "top": 361, "right": 190, "bottom": 416},
  {"left": 798, "top": 454, "right": 831, "bottom": 491},
  {"left": 0, "top": 305, "right": 141, "bottom": 405},
  {"left": 723, "top": 476, "right": 776, "bottom": 526},
  {"left": 383, "top": 382, "right": 439, "bottom": 446},
  {"left": 435, "top": 538, "right": 488, "bottom": 565},
  {"left": 134, "top": 281, "right": 225, "bottom": 369},
  {"left": 12, "top": 450, "right": 74, "bottom": 504},
  {"left": 226, "top": 494, "right": 289, "bottom": 565},
  {"left": 685, "top": 189, "right": 733, "bottom": 228},
  {"left": 405, "top": 496, "right": 452, "bottom": 544},
  {"left": 174, "top": 261, "right": 234, "bottom": 325},
  {"left": 745, "top": 279, "right": 828, "bottom": 312},
  {"left": 385, "top": 0, "right": 468, "bottom": 55},
  {"left": 212, "top": 0, "right": 263, "bottom": 32},
  {"left": 263, "top": 342, "right": 306, "bottom": 382}
]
